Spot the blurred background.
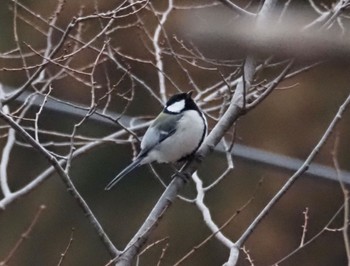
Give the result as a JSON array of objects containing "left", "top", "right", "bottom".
[{"left": 0, "top": 0, "right": 350, "bottom": 265}]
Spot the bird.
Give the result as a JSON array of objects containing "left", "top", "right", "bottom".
[{"left": 105, "top": 91, "right": 207, "bottom": 190}]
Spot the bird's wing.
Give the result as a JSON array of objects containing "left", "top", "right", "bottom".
[
  {"left": 139, "top": 112, "right": 182, "bottom": 156},
  {"left": 105, "top": 114, "right": 182, "bottom": 190}
]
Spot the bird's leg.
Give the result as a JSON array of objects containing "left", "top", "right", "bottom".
[
  {"left": 170, "top": 162, "right": 181, "bottom": 177},
  {"left": 170, "top": 163, "right": 191, "bottom": 182},
  {"left": 170, "top": 162, "right": 181, "bottom": 172},
  {"left": 194, "top": 152, "right": 205, "bottom": 163}
]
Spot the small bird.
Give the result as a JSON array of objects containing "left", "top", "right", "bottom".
[{"left": 105, "top": 91, "right": 207, "bottom": 190}]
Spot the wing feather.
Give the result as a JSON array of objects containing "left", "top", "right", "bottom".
[{"left": 139, "top": 113, "right": 182, "bottom": 156}]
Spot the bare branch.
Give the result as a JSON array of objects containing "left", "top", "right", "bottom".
[
  {"left": 0, "top": 109, "right": 120, "bottom": 257},
  {"left": 332, "top": 133, "right": 350, "bottom": 263},
  {"left": 151, "top": 0, "right": 174, "bottom": 103},
  {"left": 236, "top": 93, "right": 350, "bottom": 247},
  {"left": 0, "top": 205, "right": 46, "bottom": 266},
  {"left": 299, "top": 207, "right": 309, "bottom": 247},
  {"left": 219, "top": 0, "right": 256, "bottom": 17},
  {"left": 57, "top": 228, "right": 75, "bottom": 266},
  {"left": 273, "top": 204, "right": 345, "bottom": 264}
]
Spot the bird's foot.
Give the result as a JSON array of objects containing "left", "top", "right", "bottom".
[
  {"left": 194, "top": 152, "right": 205, "bottom": 163},
  {"left": 171, "top": 170, "right": 191, "bottom": 183}
]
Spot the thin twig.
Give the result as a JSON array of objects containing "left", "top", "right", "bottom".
[
  {"left": 272, "top": 204, "right": 345, "bottom": 265},
  {"left": 219, "top": 0, "right": 256, "bottom": 17},
  {"left": 173, "top": 191, "right": 256, "bottom": 266},
  {"left": 236, "top": 93, "right": 350, "bottom": 247},
  {"left": 0, "top": 109, "right": 120, "bottom": 257},
  {"left": 242, "top": 246, "right": 255, "bottom": 266},
  {"left": 0, "top": 205, "right": 46, "bottom": 266},
  {"left": 57, "top": 228, "right": 75, "bottom": 266},
  {"left": 332, "top": 133, "right": 350, "bottom": 263},
  {"left": 299, "top": 207, "right": 309, "bottom": 247}
]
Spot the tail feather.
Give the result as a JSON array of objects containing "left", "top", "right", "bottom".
[{"left": 105, "top": 157, "right": 142, "bottom": 190}]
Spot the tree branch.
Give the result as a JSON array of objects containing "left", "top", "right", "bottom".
[
  {"left": 113, "top": 59, "right": 246, "bottom": 266},
  {"left": 0, "top": 109, "right": 120, "bottom": 257},
  {"left": 235, "top": 93, "right": 350, "bottom": 247}
]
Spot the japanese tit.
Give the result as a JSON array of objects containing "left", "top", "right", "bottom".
[{"left": 105, "top": 91, "right": 207, "bottom": 190}]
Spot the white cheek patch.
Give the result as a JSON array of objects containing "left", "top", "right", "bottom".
[{"left": 166, "top": 99, "right": 185, "bottom": 113}]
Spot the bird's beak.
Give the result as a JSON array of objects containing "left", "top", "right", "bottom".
[{"left": 186, "top": 90, "right": 193, "bottom": 98}]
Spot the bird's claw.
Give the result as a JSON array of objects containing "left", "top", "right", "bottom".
[{"left": 172, "top": 171, "right": 191, "bottom": 182}]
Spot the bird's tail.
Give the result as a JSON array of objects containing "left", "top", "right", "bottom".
[{"left": 105, "top": 157, "right": 142, "bottom": 190}]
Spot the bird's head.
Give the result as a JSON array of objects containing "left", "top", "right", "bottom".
[{"left": 164, "top": 91, "right": 199, "bottom": 114}]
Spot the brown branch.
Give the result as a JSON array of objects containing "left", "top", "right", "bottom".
[
  {"left": 0, "top": 205, "right": 46, "bottom": 266},
  {"left": 57, "top": 228, "right": 75, "bottom": 266}
]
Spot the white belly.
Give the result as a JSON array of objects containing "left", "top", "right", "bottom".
[{"left": 142, "top": 110, "right": 205, "bottom": 164}]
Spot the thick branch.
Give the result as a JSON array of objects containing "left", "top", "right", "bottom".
[
  {"left": 114, "top": 67, "right": 246, "bottom": 266},
  {"left": 114, "top": 1, "right": 279, "bottom": 265}
]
